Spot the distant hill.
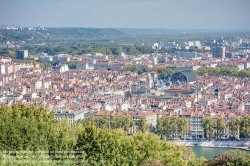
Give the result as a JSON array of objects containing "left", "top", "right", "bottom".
[
  {"left": 116, "top": 28, "right": 250, "bottom": 36},
  {"left": 1, "top": 27, "right": 249, "bottom": 45},
  {"left": 43, "top": 27, "right": 125, "bottom": 39},
  {"left": 0, "top": 28, "right": 126, "bottom": 44}
]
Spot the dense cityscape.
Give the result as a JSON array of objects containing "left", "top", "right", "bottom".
[{"left": 0, "top": 20, "right": 250, "bottom": 165}]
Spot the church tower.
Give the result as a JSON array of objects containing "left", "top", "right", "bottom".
[{"left": 214, "top": 85, "right": 220, "bottom": 99}]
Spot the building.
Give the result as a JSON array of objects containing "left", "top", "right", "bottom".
[
  {"left": 212, "top": 47, "right": 225, "bottom": 59},
  {"left": 130, "top": 111, "right": 157, "bottom": 134},
  {"left": 170, "top": 65, "right": 200, "bottom": 71},
  {"left": 181, "top": 110, "right": 204, "bottom": 139},
  {"left": 0, "top": 64, "right": 6, "bottom": 75},
  {"left": 175, "top": 52, "right": 197, "bottom": 60},
  {"left": 39, "top": 56, "right": 53, "bottom": 63},
  {"left": 52, "top": 64, "right": 69, "bottom": 73},
  {"left": 225, "top": 52, "right": 233, "bottom": 58},
  {"left": 76, "top": 62, "right": 89, "bottom": 70},
  {"left": 146, "top": 72, "right": 158, "bottom": 89},
  {"left": 152, "top": 43, "right": 159, "bottom": 49},
  {"left": 55, "top": 109, "right": 88, "bottom": 125},
  {"left": 214, "top": 86, "right": 220, "bottom": 99},
  {"left": 118, "top": 52, "right": 128, "bottom": 59},
  {"left": 198, "top": 98, "right": 217, "bottom": 106},
  {"left": 188, "top": 41, "right": 194, "bottom": 46},
  {"left": 0, "top": 57, "right": 12, "bottom": 63},
  {"left": 164, "top": 89, "right": 193, "bottom": 97},
  {"left": 16, "top": 50, "right": 28, "bottom": 59},
  {"left": 170, "top": 70, "right": 198, "bottom": 85},
  {"left": 53, "top": 54, "right": 71, "bottom": 63},
  {"left": 194, "top": 41, "right": 201, "bottom": 47},
  {"left": 30, "top": 79, "right": 43, "bottom": 90},
  {"left": 130, "top": 82, "right": 147, "bottom": 96}
]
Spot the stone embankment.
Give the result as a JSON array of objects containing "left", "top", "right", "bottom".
[{"left": 172, "top": 140, "right": 250, "bottom": 151}]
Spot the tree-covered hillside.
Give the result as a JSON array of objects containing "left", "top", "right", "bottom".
[{"left": 0, "top": 28, "right": 126, "bottom": 44}]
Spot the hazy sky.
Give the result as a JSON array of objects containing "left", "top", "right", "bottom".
[{"left": 0, "top": 0, "right": 250, "bottom": 29}]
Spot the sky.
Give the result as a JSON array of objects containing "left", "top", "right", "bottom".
[{"left": 0, "top": 0, "right": 250, "bottom": 29}]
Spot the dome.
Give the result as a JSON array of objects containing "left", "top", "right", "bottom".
[{"left": 170, "top": 70, "right": 198, "bottom": 84}]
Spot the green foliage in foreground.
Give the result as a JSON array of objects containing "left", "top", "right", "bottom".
[
  {"left": 203, "top": 150, "right": 250, "bottom": 166},
  {"left": 0, "top": 104, "right": 82, "bottom": 165},
  {"left": 75, "top": 125, "right": 197, "bottom": 166},
  {"left": 1, "top": 104, "right": 250, "bottom": 166},
  {"left": 0, "top": 104, "right": 77, "bottom": 152},
  {"left": 0, "top": 104, "right": 200, "bottom": 166}
]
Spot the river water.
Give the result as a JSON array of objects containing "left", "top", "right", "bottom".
[{"left": 190, "top": 147, "right": 250, "bottom": 160}]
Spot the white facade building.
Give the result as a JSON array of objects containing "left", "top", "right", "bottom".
[
  {"left": 152, "top": 43, "right": 159, "bottom": 49},
  {"left": 194, "top": 41, "right": 201, "bottom": 47},
  {"left": 55, "top": 109, "right": 87, "bottom": 125},
  {"left": 198, "top": 98, "right": 217, "bottom": 106},
  {"left": 0, "top": 64, "right": 6, "bottom": 75}
]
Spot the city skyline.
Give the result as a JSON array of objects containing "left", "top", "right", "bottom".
[{"left": 0, "top": 0, "right": 250, "bottom": 30}]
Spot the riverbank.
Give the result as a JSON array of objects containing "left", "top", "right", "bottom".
[
  {"left": 172, "top": 140, "right": 250, "bottom": 151},
  {"left": 190, "top": 146, "right": 250, "bottom": 160}
]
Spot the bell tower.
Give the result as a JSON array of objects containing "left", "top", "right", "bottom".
[{"left": 214, "top": 85, "right": 220, "bottom": 99}]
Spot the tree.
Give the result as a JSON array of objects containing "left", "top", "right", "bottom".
[
  {"left": 0, "top": 104, "right": 56, "bottom": 151},
  {"left": 170, "top": 117, "right": 178, "bottom": 139},
  {"left": 110, "top": 115, "right": 134, "bottom": 133},
  {"left": 0, "top": 104, "right": 82, "bottom": 165},
  {"left": 82, "top": 116, "right": 95, "bottom": 127},
  {"left": 95, "top": 116, "right": 110, "bottom": 129},
  {"left": 157, "top": 116, "right": 166, "bottom": 138},
  {"left": 203, "top": 150, "right": 250, "bottom": 166},
  {"left": 195, "top": 67, "right": 240, "bottom": 77},
  {"left": 66, "top": 61, "right": 80, "bottom": 69},
  {"left": 216, "top": 118, "right": 227, "bottom": 139},
  {"left": 136, "top": 117, "right": 149, "bottom": 133},
  {"left": 177, "top": 118, "right": 189, "bottom": 139},
  {"left": 142, "top": 158, "right": 169, "bottom": 166},
  {"left": 202, "top": 117, "right": 216, "bottom": 139},
  {"left": 188, "top": 157, "right": 207, "bottom": 166},
  {"left": 229, "top": 118, "right": 240, "bottom": 139},
  {"left": 157, "top": 117, "right": 188, "bottom": 139},
  {"left": 82, "top": 116, "right": 110, "bottom": 129},
  {"left": 75, "top": 125, "right": 196, "bottom": 166},
  {"left": 157, "top": 116, "right": 173, "bottom": 138},
  {"left": 240, "top": 116, "right": 250, "bottom": 138},
  {"left": 238, "top": 70, "right": 250, "bottom": 77},
  {"left": 122, "top": 66, "right": 174, "bottom": 79}
]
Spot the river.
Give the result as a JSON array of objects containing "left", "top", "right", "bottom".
[{"left": 190, "top": 147, "right": 250, "bottom": 160}]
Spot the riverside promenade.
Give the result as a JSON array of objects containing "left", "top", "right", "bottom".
[{"left": 172, "top": 140, "right": 250, "bottom": 151}]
